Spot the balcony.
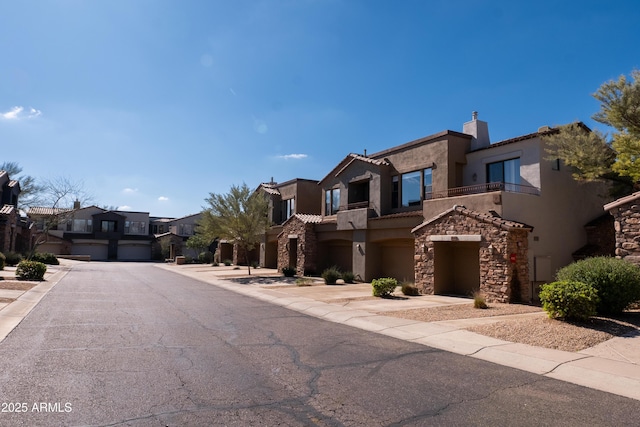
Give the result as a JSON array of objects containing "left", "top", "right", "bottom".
[
  {"left": 430, "top": 182, "right": 540, "bottom": 199},
  {"left": 347, "top": 200, "right": 370, "bottom": 210}
]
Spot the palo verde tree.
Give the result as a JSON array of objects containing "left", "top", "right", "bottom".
[
  {"left": 543, "top": 69, "right": 640, "bottom": 192},
  {"left": 198, "top": 183, "right": 269, "bottom": 275}
]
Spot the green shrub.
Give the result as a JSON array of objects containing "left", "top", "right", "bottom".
[
  {"left": 282, "top": 266, "right": 296, "bottom": 277},
  {"left": 556, "top": 257, "right": 640, "bottom": 314},
  {"left": 372, "top": 277, "right": 398, "bottom": 297},
  {"left": 223, "top": 259, "right": 232, "bottom": 266},
  {"left": 473, "top": 291, "right": 488, "bottom": 309},
  {"left": 321, "top": 266, "right": 341, "bottom": 285},
  {"left": 342, "top": 271, "right": 355, "bottom": 284},
  {"left": 198, "top": 251, "right": 214, "bottom": 264},
  {"left": 539, "top": 280, "right": 599, "bottom": 321},
  {"left": 30, "top": 252, "right": 60, "bottom": 265},
  {"left": 401, "top": 283, "right": 420, "bottom": 296},
  {"left": 16, "top": 260, "right": 47, "bottom": 281},
  {"left": 4, "top": 251, "right": 22, "bottom": 266},
  {"left": 296, "top": 277, "right": 313, "bottom": 286},
  {"left": 0, "top": 252, "right": 5, "bottom": 271}
]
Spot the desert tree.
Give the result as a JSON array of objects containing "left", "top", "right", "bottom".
[
  {"left": 29, "top": 176, "right": 95, "bottom": 256},
  {"left": 543, "top": 69, "right": 640, "bottom": 192},
  {"left": 0, "top": 161, "right": 44, "bottom": 209},
  {"left": 199, "top": 183, "right": 269, "bottom": 274}
]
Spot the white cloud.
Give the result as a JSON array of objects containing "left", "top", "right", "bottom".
[
  {"left": 122, "top": 188, "right": 138, "bottom": 194},
  {"left": 1, "top": 106, "right": 42, "bottom": 120},
  {"left": 277, "top": 153, "right": 308, "bottom": 160},
  {"left": 118, "top": 205, "right": 132, "bottom": 211},
  {"left": 158, "top": 196, "right": 169, "bottom": 201}
]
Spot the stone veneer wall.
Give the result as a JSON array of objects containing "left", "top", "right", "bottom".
[
  {"left": 608, "top": 202, "right": 640, "bottom": 265},
  {"left": 413, "top": 212, "right": 530, "bottom": 303},
  {"left": 277, "top": 217, "right": 318, "bottom": 276},
  {"left": 0, "top": 209, "right": 18, "bottom": 253}
]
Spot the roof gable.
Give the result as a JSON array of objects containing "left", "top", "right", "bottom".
[
  {"left": 282, "top": 213, "right": 323, "bottom": 226},
  {"left": 318, "top": 153, "right": 390, "bottom": 186},
  {"left": 412, "top": 205, "right": 533, "bottom": 233}
]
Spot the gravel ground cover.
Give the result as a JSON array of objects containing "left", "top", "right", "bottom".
[{"left": 381, "top": 302, "right": 640, "bottom": 352}]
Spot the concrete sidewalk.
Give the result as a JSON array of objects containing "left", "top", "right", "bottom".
[
  {"left": 0, "top": 261, "right": 72, "bottom": 342},
  {"left": 159, "top": 263, "right": 640, "bottom": 402}
]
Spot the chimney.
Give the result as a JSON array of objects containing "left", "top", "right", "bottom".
[
  {"left": 463, "top": 111, "right": 490, "bottom": 150},
  {"left": 73, "top": 199, "right": 81, "bottom": 210}
]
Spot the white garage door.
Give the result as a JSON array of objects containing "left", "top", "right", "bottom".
[
  {"left": 118, "top": 243, "right": 151, "bottom": 260},
  {"left": 72, "top": 244, "right": 108, "bottom": 261}
]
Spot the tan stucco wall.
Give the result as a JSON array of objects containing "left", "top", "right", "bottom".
[{"left": 465, "top": 136, "right": 613, "bottom": 281}]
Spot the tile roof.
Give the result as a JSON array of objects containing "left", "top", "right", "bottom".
[
  {"left": 27, "top": 206, "right": 73, "bottom": 216},
  {"left": 347, "top": 153, "right": 390, "bottom": 166},
  {"left": 370, "top": 210, "right": 424, "bottom": 220},
  {"left": 292, "top": 213, "right": 323, "bottom": 224},
  {"left": 470, "top": 122, "right": 591, "bottom": 153},
  {"left": 0, "top": 204, "right": 14, "bottom": 215},
  {"left": 412, "top": 205, "right": 533, "bottom": 233},
  {"left": 319, "top": 153, "right": 391, "bottom": 184},
  {"left": 259, "top": 183, "right": 281, "bottom": 195},
  {"left": 604, "top": 191, "right": 640, "bottom": 211}
]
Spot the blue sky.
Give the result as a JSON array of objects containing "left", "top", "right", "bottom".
[{"left": 1, "top": 0, "right": 639, "bottom": 218}]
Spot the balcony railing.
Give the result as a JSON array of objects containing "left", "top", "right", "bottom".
[{"left": 430, "top": 182, "right": 540, "bottom": 199}]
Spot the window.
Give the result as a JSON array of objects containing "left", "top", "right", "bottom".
[
  {"left": 178, "top": 223, "right": 194, "bottom": 235},
  {"left": 73, "top": 219, "right": 92, "bottom": 233},
  {"left": 125, "top": 221, "right": 146, "bottom": 234},
  {"left": 423, "top": 167, "right": 433, "bottom": 200},
  {"left": 348, "top": 181, "right": 369, "bottom": 207},
  {"left": 101, "top": 220, "right": 117, "bottom": 233},
  {"left": 392, "top": 168, "right": 433, "bottom": 208},
  {"left": 281, "top": 198, "right": 295, "bottom": 221},
  {"left": 325, "top": 188, "right": 340, "bottom": 215},
  {"left": 487, "top": 158, "right": 520, "bottom": 190},
  {"left": 402, "top": 171, "right": 421, "bottom": 207},
  {"left": 391, "top": 176, "right": 399, "bottom": 209}
]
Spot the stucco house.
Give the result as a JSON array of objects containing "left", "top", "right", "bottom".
[
  {"left": 30, "top": 205, "right": 154, "bottom": 260},
  {"left": 151, "top": 213, "right": 203, "bottom": 260},
  {"left": 277, "top": 113, "right": 613, "bottom": 302},
  {"left": 255, "top": 178, "right": 321, "bottom": 268}
]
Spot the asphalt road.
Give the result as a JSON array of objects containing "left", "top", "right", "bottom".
[{"left": 0, "top": 262, "right": 638, "bottom": 426}]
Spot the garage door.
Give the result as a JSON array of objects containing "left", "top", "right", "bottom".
[
  {"left": 318, "top": 240, "right": 352, "bottom": 273},
  {"left": 72, "top": 243, "right": 108, "bottom": 260},
  {"left": 118, "top": 243, "right": 151, "bottom": 260},
  {"left": 380, "top": 239, "right": 415, "bottom": 283}
]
